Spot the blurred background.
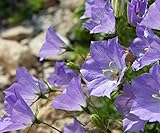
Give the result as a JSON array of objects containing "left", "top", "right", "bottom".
[{"left": 0, "top": 0, "right": 94, "bottom": 132}]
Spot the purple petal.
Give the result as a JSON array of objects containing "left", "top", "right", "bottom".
[
  {"left": 4, "top": 67, "right": 46, "bottom": 105},
  {"left": 64, "top": 119, "right": 85, "bottom": 133},
  {"left": 0, "top": 92, "right": 34, "bottom": 132},
  {"left": 39, "top": 26, "right": 65, "bottom": 60},
  {"left": 80, "top": 0, "right": 105, "bottom": 19},
  {"left": 48, "top": 61, "right": 78, "bottom": 88},
  {"left": 83, "top": 1, "right": 115, "bottom": 34},
  {"left": 81, "top": 38, "right": 126, "bottom": 97},
  {"left": 140, "top": 0, "right": 160, "bottom": 30},
  {"left": 130, "top": 64, "right": 160, "bottom": 122},
  {"left": 127, "top": 0, "right": 147, "bottom": 26},
  {"left": 52, "top": 77, "right": 86, "bottom": 111},
  {"left": 115, "top": 83, "right": 135, "bottom": 116},
  {"left": 130, "top": 25, "right": 160, "bottom": 70},
  {"left": 123, "top": 117, "right": 146, "bottom": 132}
]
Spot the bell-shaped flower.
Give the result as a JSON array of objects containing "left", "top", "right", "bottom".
[
  {"left": 0, "top": 91, "right": 35, "bottom": 132},
  {"left": 115, "top": 83, "right": 147, "bottom": 132},
  {"left": 123, "top": 116, "right": 147, "bottom": 132},
  {"left": 130, "top": 25, "right": 160, "bottom": 70},
  {"left": 48, "top": 61, "right": 78, "bottom": 88},
  {"left": 80, "top": 0, "right": 105, "bottom": 19},
  {"left": 127, "top": 0, "right": 147, "bottom": 26},
  {"left": 52, "top": 77, "right": 86, "bottom": 111},
  {"left": 130, "top": 64, "right": 160, "bottom": 122},
  {"left": 83, "top": 0, "right": 115, "bottom": 34},
  {"left": 81, "top": 37, "right": 126, "bottom": 98},
  {"left": 39, "top": 26, "right": 66, "bottom": 61},
  {"left": 4, "top": 67, "right": 47, "bottom": 105},
  {"left": 140, "top": 0, "right": 160, "bottom": 30}
]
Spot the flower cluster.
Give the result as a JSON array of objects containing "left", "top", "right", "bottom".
[
  {"left": 0, "top": 68, "right": 40, "bottom": 132},
  {"left": 1, "top": 0, "right": 160, "bottom": 132}
]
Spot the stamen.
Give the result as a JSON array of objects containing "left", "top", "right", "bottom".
[
  {"left": 152, "top": 94, "right": 160, "bottom": 100},
  {"left": 144, "top": 47, "right": 149, "bottom": 52},
  {"left": 102, "top": 61, "right": 119, "bottom": 78},
  {"left": 102, "top": 69, "right": 112, "bottom": 75},
  {"left": 109, "top": 61, "right": 114, "bottom": 69}
]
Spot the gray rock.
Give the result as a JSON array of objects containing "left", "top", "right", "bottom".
[
  {"left": 20, "top": 38, "right": 31, "bottom": 45},
  {"left": 28, "top": 30, "right": 69, "bottom": 60},
  {"left": 43, "top": 66, "right": 54, "bottom": 80},
  {"left": 32, "top": 7, "right": 75, "bottom": 37},
  {"left": 32, "top": 13, "right": 55, "bottom": 31},
  {"left": 0, "top": 39, "right": 28, "bottom": 75},
  {"left": 29, "top": 32, "right": 45, "bottom": 57},
  {"left": 60, "top": 0, "right": 85, "bottom": 9},
  {"left": 0, "top": 103, "right": 4, "bottom": 116},
  {"left": 0, "top": 74, "right": 9, "bottom": 90},
  {"left": 0, "top": 25, "right": 34, "bottom": 41},
  {"left": 53, "top": 9, "right": 74, "bottom": 36}
]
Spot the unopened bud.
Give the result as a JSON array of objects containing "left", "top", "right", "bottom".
[
  {"left": 125, "top": 49, "right": 135, "bottom": 64},
  {"left": 66, "top": 62, "right": 80, "bottom": 71},
  {"left": 90, "top": 114, "right": 102, "bottom": 128},
  {"left": 111, "top": 0, "right": 127, "bottom": 17}
]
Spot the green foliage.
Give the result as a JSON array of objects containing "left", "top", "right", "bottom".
[
  {"left": 124, "top": 63, "right": 151, "bottom": 83},
  {"left": 148, "top": 0, "right": 155, "bottom": 5},
  {"left": 92, "top": 96, "right": 121, "bottom": 132},
  {"left": 0, "top": 1, "right": 15, "bottom": 18},
  {"left": 73, "top": 5, "right": 84, "bottom": 18},
  {"left": 90, "top": 114, "right": 103, "bottom": 128},
  {"left": 144, "top": 123, "right": 160, "bottom": 133},
  {"left": 116, "top": 14, "right": 136, "bottom": 47},
  {"left": 28, "top": 0, "right": 45, "bottom": 12},
  {"left": 0, "top": 0, "right": 45, "bottom": 25}
]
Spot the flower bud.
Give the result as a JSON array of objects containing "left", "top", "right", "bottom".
[
  {"left": 90, "top": 114, "right": 102, "bottom": 128},
  {"left": 66, "top": 62, "right": 80, "bottom": 71},
  {"left": 111, "top": 0, "right": 127, "bottom": 17}
]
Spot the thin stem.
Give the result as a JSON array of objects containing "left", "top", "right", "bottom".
[
  {"left": 30, "top": 97, "right": 40, "bottom": 107},
  {"left": 85, "top": 94, "right": 98, "bottom": 113},
  {"left": 43, "top": 80, "right": 53, "bottom": 92},
  {"left": 64, "top": 111, "right": 85, "bottom": 127},
  {"left": 27, "top": 124, "right": 34, "bottom": 133},
  {"left": 43, "top": 80, "right": 63, "bottom": 93},
  {"left": 77, "top": 52, "right": 86, "bottom": 60},
  {"left": 41, "top": 121, "right": 62, "bottom": 133},
  {"left": 74, "top": 117, "right": 85, "bottom": 127}
]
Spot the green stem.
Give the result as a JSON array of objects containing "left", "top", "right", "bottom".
[
  {"left": 41, "top": 121, "right": 62, "bottom": 133},
  {"left": 64, "top": 111, "right": 85, "bottom": 126},
  {"left": 85, "top": 94, "right": 98, "bottom": 114},
  {"left": 27, "top": 124, "right": 34, "bottom": 133},
  {"left": 30, "top": 97, "right": 40, "bottom": 107}
]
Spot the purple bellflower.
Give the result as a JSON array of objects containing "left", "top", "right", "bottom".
[
  {"left": 81, "top": 37, "right": 126, "bottom": 98},
  {"left": 130, "top": 25, "right": 160, "bottom": 70},
  {"left": 80, "top": 0, "right": 105, "bottom": 19},
  {"left": 115, "top": 83, "right": 147, "bottom": 132},
  {"left": 39, "top": 26, "right": 65, "bottom": 61},
  {"left": 63, "top": 119, "right": 85, "bottom": 133},
  {"left": 130, "top": 64, "right": 160, "bottom": 122},
  {"left": 127, "top": 0, "right": 147, "bottom": 26},
  {"left": 140, "top": 0, "right": 160, "bottom": 30},
  {"left": 0, "top": 91, "right": 35, "bottom": 132},
  {"left": 4, "top": 67, "right": 47, "bottom": 105},
  {"left": 123, "top": 117, "right": 146, "bottom": 132},
  {"left": 48, "top": 61, "right": 78, "bottom": 88},
  {"left": 83, "top": 0, "right": 115, "bottom": 34},
  {"left": 52, "top": 77, "right": 86, "bottom": 111}
]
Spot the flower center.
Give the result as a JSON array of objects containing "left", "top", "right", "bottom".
[
  {"left": 152, "top": 92, "right": 160, "bottom": 100},
  {"left": 144, "top": 47, "right": 149, "bottom": 52},
  {"left": 102, "top": 61, "right": 120, "bottom": 80}
]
